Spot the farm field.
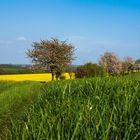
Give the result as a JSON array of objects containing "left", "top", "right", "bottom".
[
  {"left": 0, "top": 73, "right": 73, "bottom": 82},
  {"left": 0, "top": 81, "right": 42, "bottom": 139},
  {"left": 0, "top": 65, "right": 31, "bottom": 74},
  {"left": 0, "top": 73, "right": 140, "bottom": 139},
  {"left": 0, "top": 0, "right": 140, "bottom": 139}
]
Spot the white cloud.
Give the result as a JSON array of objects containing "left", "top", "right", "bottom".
[{"left": 16, "top": 36, "right": 27, "bottom": 41}]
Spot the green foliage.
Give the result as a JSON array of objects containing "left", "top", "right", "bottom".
[
  {"left": 0, "top": 65, "right": 31, "bottom": 74},
  {"left": 8, "top": 73, "right": 140, "bottom": 139},
  {"left": 0, "top": 81, "right": 42, "bottom": 138},
  {"left": 75, "top": 63, "right": 106, "bottom": 78}
]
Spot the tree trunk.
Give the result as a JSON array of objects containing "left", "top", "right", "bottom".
[
  {"left": 69, "top": 74, "right": 72, "bottom": 79},
  {"left": 52, "top": 72, "right": 55, "bottom": 80}
]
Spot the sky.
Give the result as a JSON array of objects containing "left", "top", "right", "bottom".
[{"left": 0, "top": 0, "right": 140, "bottom": 65}]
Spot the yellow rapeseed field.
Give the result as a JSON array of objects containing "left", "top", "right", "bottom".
[{"left": 0, "top": 73, "right": 74, "bottom": 82}]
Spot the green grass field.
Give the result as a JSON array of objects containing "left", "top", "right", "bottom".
[
  {"left": 0, "top": 81, "right": 42, "bottom": 139},
  {"left": 0, "top": 74, "right": 140, "bottom": 139},
  {"left": 0, "top": 66, "right": 25, "bottom": 72},
  {"left": 0, "top": 65, "right": 31, "bottom": 74}
]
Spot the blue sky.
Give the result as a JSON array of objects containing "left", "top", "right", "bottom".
[{"left": 0, "top": 0, "right": 140, "bottom": 64}]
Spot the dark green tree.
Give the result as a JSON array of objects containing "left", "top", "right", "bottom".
[{"left": 75, "top": 63, "right": 105, "bottom": 78}]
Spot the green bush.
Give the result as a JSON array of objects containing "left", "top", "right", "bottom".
[{"left": 75, "top": 63, "right": 106, "bottom": 78}]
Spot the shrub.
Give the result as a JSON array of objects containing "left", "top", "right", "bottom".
[
  {"left": 75, "top": 66, "right": 87, "bottom": 78},
  {"left": 75, "top": 63, "right": 106, "bottom": 78}
]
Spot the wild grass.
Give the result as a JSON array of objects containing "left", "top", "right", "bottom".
[
  {"left": 0, "top": 81, "right": 42, "bottom": 139},
  {"left": 8, "top": 74, "right": 140, "bottom": 140}
]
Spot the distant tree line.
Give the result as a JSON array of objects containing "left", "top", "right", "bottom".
[
  {"left": 0, "top": 64, "right": 33, "bottom": 75},
  {"left": 75, "top": 52, "right": 140, "bottom": 78},
  {"left": 99, "top": 52, "right": 140, "bottom": 76},
  {"left": 1, "top": 38, "right": 139, "bottom": 80},
  {"left": 27, "top": 38, "right": 140, "bottom": 80}
]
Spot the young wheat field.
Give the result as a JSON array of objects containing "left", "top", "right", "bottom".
[{"left": 0, "top": 74, "right": 140, "bottom": 139}]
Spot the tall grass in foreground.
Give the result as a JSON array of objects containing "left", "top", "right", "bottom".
[
  {"left": 9, "top": 75, "right": 140, "bottom": 140},
  {"left": 0, "top": 81, "right": 42, "bottom": 139}
]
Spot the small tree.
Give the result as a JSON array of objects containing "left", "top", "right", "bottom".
[
  {"left": 99, "top": 52, "right": 122, "bottom": 76},
  {"left": 122, "top": 56, "right": 135, "bottom": 74},
  {"left": 27, "top": 38, "right": 75, "bottom": 80}
]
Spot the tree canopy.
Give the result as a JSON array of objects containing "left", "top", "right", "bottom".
[
  {"left": 99, "top": 52, "right": 122, "bottom": 75},
  {"left": 27, "top": 38, "right": 75, "bottom": 80}
]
